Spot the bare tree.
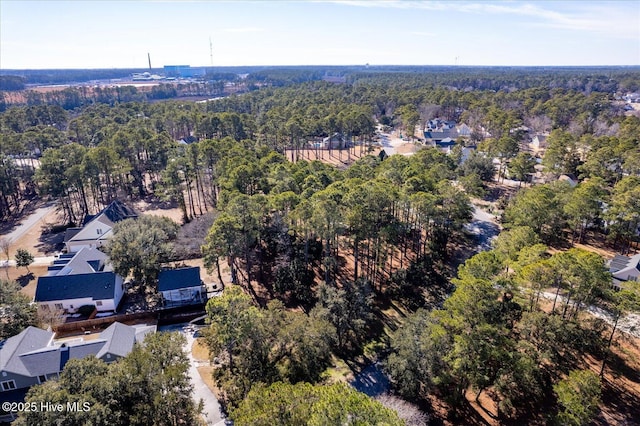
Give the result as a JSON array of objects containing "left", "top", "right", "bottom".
[
  {"left": 38, "top": 306, "right": 65, "bottom": 331},
  {"left": 0, "top": 237, "right": 11, "bottom": 279},
  {"left": 525, "top": 114, "right": 552, "bottom": 134},
  {"left": 376, "top": 394, "right": 429, "bottom": 426}
]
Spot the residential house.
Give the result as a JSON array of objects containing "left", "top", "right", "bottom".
[
  {"left": 608, "top": 253, "right": 640, "bottom": 290},
  {"left": 178, "top": 135, "right": 198, "bottom": 145},
  {"left": 623, "top": 92, "right": 640, "bottom": 103},
  {"left": 529, "top": 134, "right": 549, "bottom": 153},
  {"left": 46, "top": 247, "right": 109, "bottom": 276},
  {"left": 158, "top": 266, "right": 206, "bottom": 306},
  {"left": 424, "top": 129, "right": 458, "bottom": 143},
  {"left": 459, "top": 146, "right": 477, "bottom": 164},
  {"left": 320, "top": 133, "right": 348, "bottom": 150},
  {"left": 64, "top": 200, "right": 137, "bottom": 253},
  {"left": 434, "top": 138, "right": 457, "bottom": 153},
  {"left": 424, "top": 119, "right": 459, "bottom": 143},
  {"left": 35, "top": 247, "right": 125, "bottom": 313},
  {"left": 0, "top": 322, "right": 155, "bottom": 421},
  {"left": 35, "top": 272, "right": 124, "bottom": 314},
  {"left": 456, "top": 123, "right": 473, "bottom": 137}
]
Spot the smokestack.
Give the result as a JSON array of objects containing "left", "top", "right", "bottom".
[{"left": 148, "top": 53, "right": 152, "bottom": 71}]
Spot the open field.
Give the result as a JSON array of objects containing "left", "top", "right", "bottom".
[{"left": 284, "top": 146, "right": 380, "bottom": 168}]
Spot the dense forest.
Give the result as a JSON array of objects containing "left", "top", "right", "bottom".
[{"left": 1, "top": 66, "right": 640, "bottom": 424}]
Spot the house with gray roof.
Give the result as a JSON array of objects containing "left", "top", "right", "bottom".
[
  {"left": 609, "top": 253, "right": 640, "bottom": 290},
  {"left": 424, "top": 128, "right": 458, "bottom": 143},
  {"left": 320, "top": 133, "right": 348, "bottom": 150},
  {"left": 158, "top": 266, "right": 206, "bottom": 306},
  {"left": 0, "top": 322, "right": 154, "bottom": 421},
  {"left": 46, "top": 247, "right": 110, "bottom": 276},
  {"left": 64, "top": 200, "right": 137, "bottom": 253}
]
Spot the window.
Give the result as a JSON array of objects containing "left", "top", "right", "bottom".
[
  {"left": 40, "top": 304, "right": 50, "bottom": 311},
  {"left": 1, "top": 380, "right": 16, "bottom": 391},
  {"left": 96, "top": 301, "right": 103, "bottom": 306},
  {"left": 38, "top": 375, "right": 47, "bottom": 384},
  {"left": 54, "top": 303, "right": 63, "bottom": 310},
  {"left": 69, "top": 305, "right": 74, "bottom": 309},
  {"left": 96, "top": 228, "right": 103, "bottom": 235}
]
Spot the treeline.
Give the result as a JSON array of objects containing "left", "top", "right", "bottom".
[
  {"left": 0, "top": 75, "right": 26, "bottom": 91},
  {"left": 1, "top": 69, "right": 638, "bottom": 230},
  {"left": 0, "top": 81, "right": 223, "bottom": 112}
]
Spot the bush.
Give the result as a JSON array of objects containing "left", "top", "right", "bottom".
[{"left": 77, "top": 304, "right": 97, "bottom": 317}]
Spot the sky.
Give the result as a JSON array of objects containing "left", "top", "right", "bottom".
[{"left": 1, "top": 0, "right": 639, "bottom": 69}]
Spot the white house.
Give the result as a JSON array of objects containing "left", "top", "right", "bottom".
[
  {"left": 456, "top": 123, "right": 472, "bottom": 137},
  {"left": 529, "top": 134, "right": 549, "bottom": 153},
  {"left": 46, "top": 247, "right": 110, "bottom": 276},
  {"left": 35, "top": 271, "right": 124, "bottom": 313},
  {"left": 35, "top": 247, "right": 124, "bottom": 313},
  {"left": 64, "top": 200, "right": 137, "bottom": 253},
  {"left": 609, "top": 253, "right": 640, "bottom": 290}
]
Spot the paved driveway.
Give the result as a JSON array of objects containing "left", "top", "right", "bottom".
[
  {"left": 159, "top": 323, "right": 226, "bottom": 425},
  {"left": 1, "top": 202, "right": 56, "bottom": 242}
]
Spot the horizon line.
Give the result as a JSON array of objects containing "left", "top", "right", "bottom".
[{"left": 2, "top": 64, "right": 640, "bottom": 72}]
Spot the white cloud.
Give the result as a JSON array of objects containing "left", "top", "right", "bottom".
[{"left": 327, "top": 1, "right": 639, "bottom": 39}]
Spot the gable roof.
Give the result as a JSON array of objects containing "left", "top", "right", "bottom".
[
  {"left": 0, "top": 327, "right": 55, "bottom": 376},
  {"left": 35, "top": 272, "right": 119, "bottom": 302},
  {"left": 48, "top": 247, "right": 109, "bottom": 276},
  {"left": 106, "top": 201, "right": 137, "bottom": 223},
  {"left": 424, "top": 128, "right": 458, "bottom": 141},
  {"left": 0, "top": 322, "right": 155, "bottom": 380},
  {"left": 63, "top": 227, "right": 82, "bottom": 243},
  {"left": 609, "top": 253, "right": 640, "bottom": 278},
  {"left": 158, "top": 267, "right": 202, "bottom": 291},
  {"left": 69, "top": 201, "right": 137, "bottom": 244},
  {"left": 96, "top": 322, "right": 136, "bottom": 359},
  {"left": 91, "top": 200, "right": 138, "bottom": 224},
  {"left": 323, "top": 132, "right": 345, "bottom": 143}
]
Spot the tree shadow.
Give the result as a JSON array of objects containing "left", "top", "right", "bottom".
[
  {"left": 17, "top": 272, "right": 35, "bottom": 287},
  {"left": 35, "top": 228, "right": 65, "bottom": 255}
]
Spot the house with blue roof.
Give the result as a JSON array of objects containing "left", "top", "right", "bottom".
[
  {"left": 35, "top": 247, "right": 125, "bottom": 314},
  {"left": 35, "top": 271, "right": 124, "bottom": 314},
  {"left": 158, "top": 266, "right": 206, "bottom": 306}
]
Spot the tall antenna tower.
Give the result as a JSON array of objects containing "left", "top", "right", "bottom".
[
  {"left": 148, "top": 53, "right": 152, "bottom": 71},
  {"left": 209, "top": 37, "right": 213, "bottom": 67}
]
